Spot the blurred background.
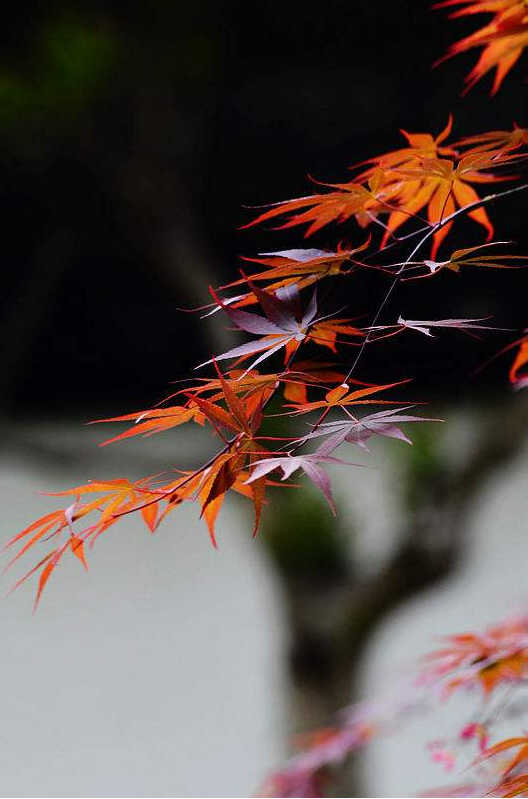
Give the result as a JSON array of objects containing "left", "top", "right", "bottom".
[{"left": 0, "top": 0, "right": 527, "bottom": 796}]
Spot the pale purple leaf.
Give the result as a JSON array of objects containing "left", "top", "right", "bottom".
[
  {"left": 258, "top": 248, "right": 334, "bottom": 262},
  {"left": 301, "top": 288, "right": 318, "bottom": 327},
  {"left": 220, "top": 305, "right": 284, "bottom": 335},
  {"left": 299, "top": 461, "right": 336, "bottom": 514},
  {"left": 397, "top": 315, "right": 505, "bottom": 337},
  {"left": 301, "top": 407, "right": 441, "bottom": 450},
  {"left": 200, "top": 293, "right": 247, "bottom": 318},
  {"left": 238, "top": 336, "right": 294, "bottom": 376},
  {"left": 246, "top": 460, "right": 282, "bottom": 482},
  {"left": 249, "top": 281, "right": 299, "bottom": 329},
  {"left": 196, "top": 335, "right": 290, "bottom": 369}
]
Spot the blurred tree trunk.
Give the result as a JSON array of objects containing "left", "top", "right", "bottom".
[
  {"left": 264, "top": 398, "right": 528, "bottom": 796},
  {"left": 0, "top": 230, "right": 72, "bottom": 411}
]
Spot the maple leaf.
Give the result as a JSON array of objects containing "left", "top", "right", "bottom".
[
  {"left": 188, "top": 365, "right": 350, "bottom": 412},
  {"left": 405, "top": 241, "right": 528, "bottom": 279},
  {"left": 453, "top": 124, "right": 528, "bottom": 154},
  {"left": 353, "top": 120, "right": 524, "bottom": 257},
  {"left": 423, "top": 618, "right": 528, "bottom": 696},
  {"left": 4, "top": 505, "right": 89, "bottom": 576},
  {"left": 381, "top": 135, "right": 525, "bottom": 257},
  {"left": 260, "top": 721, "right": 373, "bottom": 798},
  {"left": 239, "top": 119, "right": 524, "bottom": 258},
  {"left": 479, "top": 736, "right": 528, "bottom": 779},
  {"left": 399, "top": 315, "right": 505, "bottom": 337},
  {"left": 349, "top": 119, "right": 460, "bottom": 252},
  {"left": 186, "top": 369, "right": 281, "bottom": 410},
  {"left": 278, "top": 361, "right": 355, "bottom": 405},
  {"left": 221, "top": 241, "right": 370, "bottom": 296},
  {"left": 4, "top": 478, "right": 170, "bottom": 606},
  {"left": 285, "top": 380, "right": 410, "bottom": 414},
  {"left": 195, "top": 451, "right": 251, "bottom": 545},
  {"left": 477, "top": 330, "right": 528, "bottom": 389},
  {"left": 240, "top": 171, "right": 396, "bottom": 238},
  {"left": 197, "top": 282, "right": 320, "bottom": 374},
  {"left": 185, "top": 363, "right": 279, "bottom": 539},
  {"left": 435, "top": 0, "right": 528, "bottom": 94},
  {"left": 91, "top": 403, "right": 205, "bottom": 446},
  {"left": 504, "top": 330, "right": 528, "bottom": 389},
  {"left": 188, "top": 362, "right": 269, "bottom": 449},
  {"left": 200, "top": 247, "right": 359, "bottom": 318},
  {"left": 6, "top": 357, "right": 288, "bottom": 587},
  {"left": 367, "top": 315, "right": 504, "bottom": 338},
  {"left": 189, "top": 447, "right": 290, "bottom": 545},
  {"left": 246, "top": 440, "right": 360, "bottom": 514},
  {"left": 494, "top": 773, "right": 528, "bottom": 797},
  {"left": 47, "top": 478, "right": 168, "bottom": 538},
  {"left": 508, "top": 336, "right": 528, "bottom": 387},
  {"left": 300, "top": 407, "right": 440, "bottom": 451},
  {"left": 378, "top": 146, "right": 522, "bottom": 257},
  {"left": 307, "top": 318, "right": 365, "bottom": 352},
  {"left": 352, "top": 116, "right": 456, "bottom": 181}
]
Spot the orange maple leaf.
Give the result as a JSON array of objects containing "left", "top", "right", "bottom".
[
  {"left": 509, "top": 337, "right": 528, "bottom": 386},
  {"left": 404, "top": 241, "right": 528, "bottom": 279},
  {"left": 373, "top": 146, "right": 522, "bottom": 257},
  {"left": 480, "top": 736, "right": 528, "bottom": 778},
  {"left": 435, "top": 0, "right": 528, "bottom": 94},
  {"left": 425, "top": 619, "right": 528, "bottom": 695},
  {"left": 241, "top": 118, "right": 524, "bottom": 258},
  {"left": 240, "top": 171, "right": 396, "bottom": 238},
  {"left": 452, "top": 124, "right": 528, "bottom": 153},
  {"left": 307, "top": 319, "right": 365, "bottom": 353},
  {"left": 285, "top": 380, "right": 410, "bottom": 414},
  {"left": 4, "top": 478, "right": 168, "bottom": 607},
  {"left": 92, "top": 403, "right": 205, "bottom": 446}
]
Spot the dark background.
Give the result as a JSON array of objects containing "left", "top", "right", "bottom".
[{"left": 1, "top": 0, "right": 526, "bottom": 418}]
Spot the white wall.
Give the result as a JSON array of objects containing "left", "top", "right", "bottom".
[
  {"left": 0, "top": 422, "right": 287, "bottom": 797},
  {"left": 1, "top": 417, "right": 527, "bottom": 797}
]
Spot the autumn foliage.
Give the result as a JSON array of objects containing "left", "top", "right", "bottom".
[
  {"left": 263, "top": 615, "right": 528, "bottom": 797},
  {"left": 434, "top": 0, "right": 528, "bottom": 94},
  {"left": 4, "top": 3, "right": 528, "bottom": 797}
]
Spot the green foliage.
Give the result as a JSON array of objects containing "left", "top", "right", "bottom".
[
  {"left": 396, "top": 420, "right": 445, "bottom": 512},
  {"left": 264, "top": 486, "right": 349, "bottom": 580},
  {"left": 0, "top": 19, "right": 120, "bottom": 137}
]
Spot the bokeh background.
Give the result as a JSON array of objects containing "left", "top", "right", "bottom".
[{"left": 0, "top": 1, "right": 527, "bottom": 796}]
